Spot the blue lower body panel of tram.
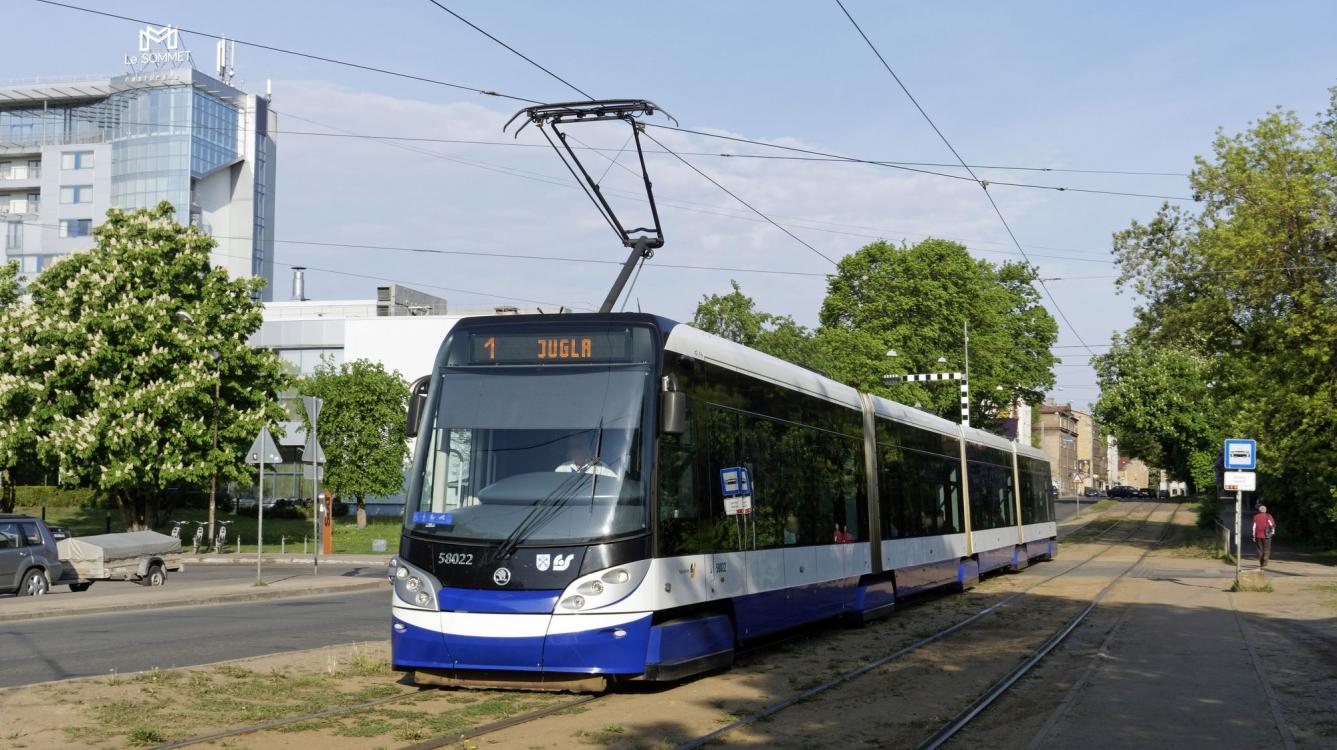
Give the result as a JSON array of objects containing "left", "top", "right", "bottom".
[{"left": 392, "top": 610, "right": 655, "bottom": 674}]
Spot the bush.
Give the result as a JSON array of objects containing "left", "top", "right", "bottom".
[
  {"left": 236, "top": 502, "right": 306, "bottom": 520},
  {"left": 1194, "top": 495, "right": 1222, "bottom": 529},
  {"left": 13, "top": 485, "right": 100, "bottom": 509}
]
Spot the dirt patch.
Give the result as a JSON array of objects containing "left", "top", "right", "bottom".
[{"left": 0, "top": 642, "right": 567, "bottom": 750}]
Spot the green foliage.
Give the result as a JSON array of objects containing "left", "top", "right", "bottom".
[
  {"left": 1107, "top": 87, "right": 1337, "bottom": 543},
  {"left": 691, "top": 280, "right": 818, "bottom": 364},
  {"left": 0, "top": 203, "right": 288, "bottom": 528},
  {"left": 816, "top": 239, "right": 1058, "bottom": 426},
  {"left": 690, "top": 242, "right": 1059, "bottom": 432},
  {"left": 12, "top": 485, "right": 99, "bottom": 509},
  {"left": 1092, "top": 334, "right": 1223, "bottom": 494},
  {"left": 299, "top": 359, "right": 410, "bottom": 513}
]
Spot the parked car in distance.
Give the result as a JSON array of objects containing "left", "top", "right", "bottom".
[
  {"left": 46, "top": 526, "right": 71, "bottom": 542},
  {"left": 1107, "top": 485, "right": 1137, "bottom": 498},
  {"left": 0, "top": 513, "right": 62, "bottom": 596},
  {"left": 1083, "top": 488, "right": 1103, "bottom": 497},
  {"left": 1157, "top": 489, "right": 1170, "bottom": 499}
]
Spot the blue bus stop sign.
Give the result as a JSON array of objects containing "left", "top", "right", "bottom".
[{"left": 1223, "top": 439, "right": 1256, "bottom": 470}]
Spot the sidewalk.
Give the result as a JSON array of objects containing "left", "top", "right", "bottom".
[
  {"left": 0, "top": 570, "right": 388, "bottom": 623},
  {"left": 1033, "top": 518, "right": 1335, "bottom": 749}
]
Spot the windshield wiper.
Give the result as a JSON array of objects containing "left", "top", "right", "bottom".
[{"left": 490, "top": 425, "right": 605, "bottom": 562}]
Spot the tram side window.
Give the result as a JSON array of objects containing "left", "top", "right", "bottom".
[{"left": 657, "top": 407, "right": 703, "bottom": 556}]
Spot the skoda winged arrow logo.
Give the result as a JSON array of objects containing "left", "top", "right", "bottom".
[{"left": 493, "top": 567, "right": 512, "bottom": 586}]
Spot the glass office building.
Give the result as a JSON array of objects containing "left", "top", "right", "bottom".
[{"left": 0, "top": 67, "right": 277, "bottom": 297}]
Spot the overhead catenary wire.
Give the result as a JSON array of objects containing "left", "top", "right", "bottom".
[
  {"left": 833, "top": 0, "right": 1102, "bottom": 358},
  {"left": 31, "top": 0, "right": 1188, "bottom": 184},
  {"left": 421, "top": 1, "right": 842, "bottom": 270},
  {"left": 31, "top": 0, "right": 542, "bottom": 104},
  {"left": 24, "top": 114, "right": 1129, "bottom": 263},
  {"left": 422, "top": 0, "right": 594, "bottom": 100}
]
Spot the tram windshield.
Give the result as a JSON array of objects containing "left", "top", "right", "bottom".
[{"left": 409, "top": 330, "right": 654, "bottom": 546}]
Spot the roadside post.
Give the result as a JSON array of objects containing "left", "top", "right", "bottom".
[
  {"left": 247, "top": 426, "right": 283, "bottom": 585},
  {"left": 1223, "top": 438, "right": 1257, "bottom": 580},
  {"left": 301, "top": 395, "right": 325, "bottom": 575}
]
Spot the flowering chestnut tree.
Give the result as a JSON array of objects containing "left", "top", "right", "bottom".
[{"left": 0, "top": 203, "right": 288, "bottom": 528}]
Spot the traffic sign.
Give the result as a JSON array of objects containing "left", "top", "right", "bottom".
[
  {"left": 302, "top": 435, "right": 325, "bottom": 464},
  {"left": 1223, "top": 438, "right": 1256, "bottom": 470},
  {"left": 1223, "top": 470, "right": 1256, "bottom": 492},
  {"left": 246, "top": 426, "right": 283, "bottom": 465}
]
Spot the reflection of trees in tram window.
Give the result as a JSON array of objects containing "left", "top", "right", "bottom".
[{"left": 654, "top": 353, "right": 866, "bottom": 554}]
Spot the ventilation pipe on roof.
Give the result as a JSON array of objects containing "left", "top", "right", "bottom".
[{"left": 291, "top": 266, "right": 307, "bottom": 301}]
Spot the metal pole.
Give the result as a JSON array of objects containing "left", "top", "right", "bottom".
[
  {"left": 961, "top": 320, "right": 970, "bottom": 428},
  {"left": 208, "top": 377, "right": 219, "bottom": 542},
  {"left": 1234, "top": 488, "right": 1242, "bottom": 578},
  {"left": 312, "top": 414, "right": 319, "bottom": 576},
  {"left": 599, "top": 237, "right": 653, "bottom": 313},
  {"left": 256, "top": 456, "right": 265, "bottom": 584}
]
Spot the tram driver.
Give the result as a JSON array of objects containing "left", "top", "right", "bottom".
[{"left": 555, "top": 436, "right": 620, "bottom": 478}]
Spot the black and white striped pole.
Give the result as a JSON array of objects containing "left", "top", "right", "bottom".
[{"left": 883, "top": 371, "right": 970, "bottom": 427}]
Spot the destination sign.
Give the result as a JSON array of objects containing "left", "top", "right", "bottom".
[{"left": 467, "top": 329, "right": 632, "bottom": 364}]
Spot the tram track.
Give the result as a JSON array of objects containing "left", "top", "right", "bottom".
[
  {"left": 144, "top": 502, "right": 1162, "bottom": 750},
  {"left": 671, "top": 501, "right": 1170, "bottom": 750},
  {"left": 916, "top": 502, "right": 1180, "bottom": 750}
]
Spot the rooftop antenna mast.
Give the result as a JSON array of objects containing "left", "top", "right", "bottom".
[{"left": 506, "top": 99, "right": 676, "bottom": 313}]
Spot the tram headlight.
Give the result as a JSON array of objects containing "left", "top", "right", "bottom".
[
  {"left": 561, "top": 595, "right": 586, "bottom": 610},
  {"left": 577, "top": 580, "right": 604, "bottom": 596},
  {"left": 600, "top": 569, "right": 630, "bottom": 584},
  {"left": 392, "top": 559, "right": 441, "bottom": 611}
]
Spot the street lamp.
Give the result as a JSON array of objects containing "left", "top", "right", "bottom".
[{"left": 177, "top": 310, "right": 222, "bottom": 543}]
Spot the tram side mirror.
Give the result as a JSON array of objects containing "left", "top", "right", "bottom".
[
  {"left": 406, "top": 375, "right": 431, "bottom": 438},
  {"left": 660, "top": 376, "right": 685, "bottom": 435}
]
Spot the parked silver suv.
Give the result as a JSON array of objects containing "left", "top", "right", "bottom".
[{"left": 0, "top": 514, "right": 62, "bottom": 596}]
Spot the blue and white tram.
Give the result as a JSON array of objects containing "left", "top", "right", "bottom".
[{"left": 390, "top": 313, "right": 1055, "bottom": 690}]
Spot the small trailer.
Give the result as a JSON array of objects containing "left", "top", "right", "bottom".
[{"left": 55, "top": 531, "right": 185, "bottom": 591}]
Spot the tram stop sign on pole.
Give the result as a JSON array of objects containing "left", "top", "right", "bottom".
[{"left": 1224, "top": 438, "right": 1257, "bottom": 470}]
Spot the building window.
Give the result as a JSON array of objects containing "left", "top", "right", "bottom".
[
  {"left": 5, "top": 222, "right": 22, "bottom": 251},
  {"left": 59, "top": 219, "right": 92, "bottom": 238},
  {"left": 59, "top": 185, "right": 93, "bottom": 204},
  {"left": 61, "top": 151, "right": 94, "bottom": 170}
]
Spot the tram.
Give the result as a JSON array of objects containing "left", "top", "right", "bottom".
[{"left": 389, "top": 313, "right": 1055, "bottom": 691}]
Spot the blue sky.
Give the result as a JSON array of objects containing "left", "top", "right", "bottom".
[{"left": 6, "top": 1, "right": 1337, "bottom": 407}]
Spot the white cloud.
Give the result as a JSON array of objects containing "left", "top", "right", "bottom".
[{"left": 271, "top": 80, "right": 1102, "bottom": 332}]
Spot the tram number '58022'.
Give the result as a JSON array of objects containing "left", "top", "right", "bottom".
[{"left": 438, "top": 552, "right": 474, "bottom": 566}]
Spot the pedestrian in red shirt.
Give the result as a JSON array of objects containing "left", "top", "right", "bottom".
[{"left": 1252, "top": 504, "right": 1276, "bottom": 568}]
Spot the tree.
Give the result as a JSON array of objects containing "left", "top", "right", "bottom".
[
  {"left": 816, "top": 239, "right": 1058, "bottom": 428},
  {"left": 0, "top": 203, "right": 288, "bottom": 529},
  {"left": 1092, "top": 334, "right": 1223, "bottom": 494},
  {"left": 0, "top": 260, "right": 22, "bottom": 512},
  {"left": 691, "top": 280, "right": 818, "bottom": 365},
  {"left": 300, "top": 358, "right": 409, "bottom": 528},
  {"left": 1109, "top": 88, "right": 1337, "bottom": 541}
]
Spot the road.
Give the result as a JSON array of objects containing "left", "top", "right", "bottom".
[
  {"left": 1054, "top": 495, "right": 1093, "bottom": 523},
  {"left": 0, "top": 587, "right": 387, "bottom": 688},
  {"left": 0, "top": 562, "right": 385, "bottom": 601}
]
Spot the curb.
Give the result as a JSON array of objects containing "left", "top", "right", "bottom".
[
  {"left": 0, "top": 579, "right": 388, "bottom": 623},
  {"left": 189, "top": 556, "right": 392, "bottom": 566}
]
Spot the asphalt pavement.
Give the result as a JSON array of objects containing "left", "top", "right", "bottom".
[
  {"left": 0, "top": 588, "right": 388, "bottom": 688},
  {"left": 0, "top": 563, "right": 385, "bottom": 601}
]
